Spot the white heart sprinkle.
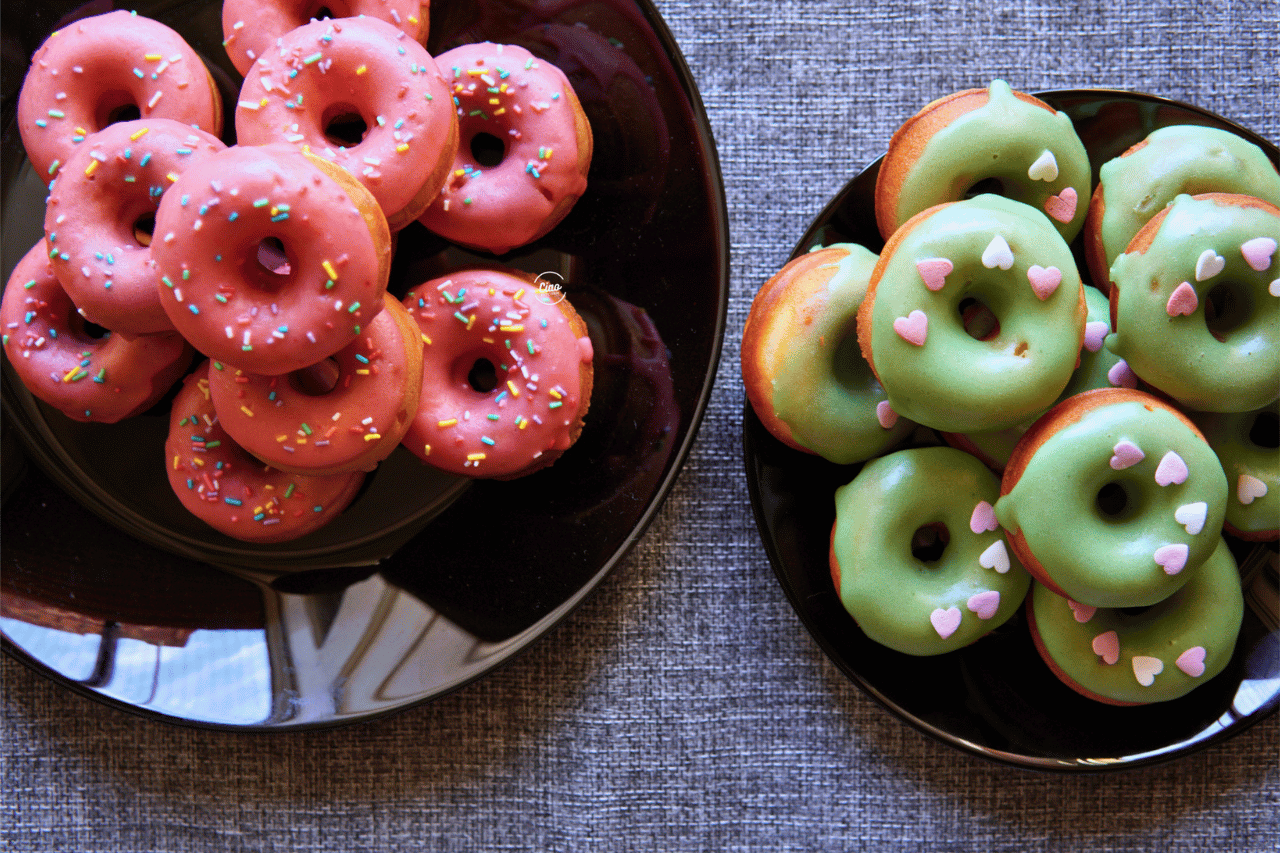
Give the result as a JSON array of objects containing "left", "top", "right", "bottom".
[
  {"left": 1195, "top": 249, "right": 1225, "bottom": 281},
  {"left": 1238, "top": 474, "right": 1269, "bottom": 505},
  {"left": 1154, "top": 451, "right": 1189, "bottom": 486},
  {"left": 978, "top": 539, "right": 1010, "bottom": 573},
  {"left": 1132, "top": 656, "right": 1164, "bottom": 687},
  {"left": 1174, "top": 501, "right": 1207, "bottom": 535},
  {"left": 981, "top": 235, "right": 1014, "bottom": 270},
  {"left": 1270, "top": 278, "right": 1280, "bottom": 298},
  {"left": 1027, "top": 150, "right": 1060, "bottom": 182}
]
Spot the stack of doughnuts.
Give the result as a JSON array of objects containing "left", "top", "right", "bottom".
[
  {"left": 745, "top": 81, "right": 1279, "bottom": 704},
  {"left": 5, "top": 8, "right": 597, "bottom": 543}
]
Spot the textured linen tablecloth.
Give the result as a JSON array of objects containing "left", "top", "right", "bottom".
[{"left": 3, "top": 1, "right": 1278, "bottom": 850}]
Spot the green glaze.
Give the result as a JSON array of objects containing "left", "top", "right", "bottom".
[
  {"left": 995, "top": 396, "right": 1228, "bottom": 608},
  {"left": 868, "top": 194, "right": 1084, "bottom": 433},
  {"left": 1095, "top": 124, "right": 1280, "bottom": 277},
  {"left": 832, "top": 446, "right": 1031, "bottom": 656},
  {"left": 771, "top": 243, "right": 916, "bottom": 464},
  {"left": 1191, "top": 401, "right": 1280, "bottom": 538},
  {"left": 891, "top": 80, "right": 1092, "bottom": 242},
  {"left": 1108, "top": 193, "right": 1280, "bottom": 412},
  {"left": 1031, "top": 536, "right": 1243, "bottom": 705}
]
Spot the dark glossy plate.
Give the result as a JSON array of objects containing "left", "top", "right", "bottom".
[
  {"left": 2, "top": 0, "right": 727, "bottom": 728},
  {"left": 745, "top": 90, "right": 1280, "bottom": 771}
]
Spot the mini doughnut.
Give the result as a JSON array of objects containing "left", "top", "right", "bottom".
[
  {"left": 234, "top": 16, "right": 457, "bottom": 231},
  {"left": 207, "top": 293, "right": 423, "bottom": 475},
  {"left": 1028, "top": 536, "right": 1244, "bottom": 705},
  {"left": 996, "top": 388, "right": 1229, "bottom": 609},
  {"left": 875, "top": 80, "right": 1091, "bottom": 243},
  {"left": 829, "top": 446, "right": 1032, "bottom": 656},
  {"left": 418, "top": 42, "right": 593, "bottom": 255},
  {"left": 165, "top": 361, "right": 365, "bottom": 543},
  {"left": 1108, "top": 192, "right": 1280, "bottom": 413},
  {"left": 44, "top": 118, "right": 226, "bottom": 338},
  {"left": 401, "top": 268, "right": 594, "bottom": 479},
  {"left": 221, "top": 0, "right": 430, "bottom": 77},
  {"left": 742, "top": 243, "right": 915, "bottom": 465},
  {"left": 2, "top": 241, "right": 191, "bottom": 423},
  {"left": 1084, "top": 125, "right": 1280, "bottom": 290},
  {"left": 152, "top": 143, "right": 392, "bottom": 376},
  {"left": 857, "top": 194, "right": 1087, "bottom": 434},
  {"left": 1190, "top": 402, "right": 1279, "bottom": 541},
  {"left": 17, "top": 10, "right": 223, "bottom": 182}
]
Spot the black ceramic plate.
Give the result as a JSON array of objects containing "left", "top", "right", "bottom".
[
  {"left": 1, "top": 0, "right": 727, "bottom": 728},
  {"left": 745, "top": 90, "right": 1280, "bottom": 771}
]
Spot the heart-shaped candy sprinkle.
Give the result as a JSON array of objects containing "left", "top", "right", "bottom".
[
  {"left": 1068, "top": 600, "right": 1097, "bottom": 624},
  {"left": 1165, "top": 281, "right": 1199, "bottom": 317},
  {"left": 1176, "top": 646, "right": 1207, "bottom": 677},
  {"left": 1109, "top": 440, "right": 1144, "bottom": 470},
  {"left": 970, "top": 500, "right": 998, "bottom": 534},
  {"left": 981, "top": 235, "right": 1014, "bottom": 270},
  {"left": 1027, "top": 150, "right": 1059, "bottom": 182},
  {"left": 967, "top": 590, "right": 1001, "bottom": 620},
  {"left": 1107, "top": 359, "right": 1137, "bottom": 389},
  {"left": 1092, "top": 631, "right": 1120, "bottom": 665},
  {"left": 875, "top": 400, "right": 898, "bottom": 429},
  {"left": 1154, "top": 543, "right": 1189, "bottom": 575},
  {"left": 1027, "top": 265, "right": 1062, "bottom": 300},
  {"left": 1133, "top": 655, "right": 1164, "bottom": 687},
  {"left": 1154, "top": 451, "right": 1188, "bottom": 486},
  {"left": 1044, "top": 187, "right": 1077, "bottom": 223},
  {"left": 916, "top": 257, "right": 953, "bottom": 292},
  {"left": 930, "top": 606, "right": 963, "bottom": 639},
  {"left": 1238, "top": 474, "right": 1269, "bottom": 505},
  {"left": 1241, "top": 237, "right": 1277, "bottom": 272},
  {"left": 1174, "top": 501, "right": 1207, "bottom": 535},
  {"left": 893, "top": 310, "right": 929, "bottom": 346},
  {"left": 978, "top": 539, "right": 1010, "bottom": 573},
  {"left": 1083, "top": 321, "right": 1109, "bottom": 353},
  {"left": 1195, "top": 248, "right": 1226, "bottom": 281},
  {"left": 1270, "top": 278, "right": 1280, "bottom": 298}
]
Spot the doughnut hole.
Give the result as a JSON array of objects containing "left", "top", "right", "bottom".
[
  {"left": 958, "top": 296, "right": 1001, "bottom": 341},
  {"left": 245, "top": 236, "right": 293, "bottom": 292},
  {"left": 451, "top": 350, "right": 504, "bottom": 395},
  {"left": 321, "top": 103, "right": 369, "bottom": 148},
  {"left": 910, "top": 522, "right": 950, "bottom": 564},
  {"left": 1204, "top": 279, "right": 1255, "bottom": 342},
  {"left": 1094, "top": 477, "right": 1148, "bottom": 524},
  {"left": 466, "top": 357, "right": 499, "bottom": 393},
  {"left": 1248, "top": 409, "right": 1279, "bottom": 449},
  {"left": 132, "top": 211, "right": 156, "bottom": 247},
  {"left": 469, "top": 132, "right": 507, "bottom": 168},
  {"left": 963, "top": 176, "right": 1005, "bottom": 200},
  {"left": 830, "top": 331, "right": 869, "bottom": 392},
  {"left": 95, "top": 92, "right": 141, "bottom": 129},
  {"left": 288, "top": 357, "right": 341, "bottom": 396}
]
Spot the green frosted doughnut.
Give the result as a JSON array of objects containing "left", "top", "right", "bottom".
[
  {"left": 1190, "top": 401, "right": 1279, "bottom": 541},
  {"left": 996, "top": 390, "right": 1229, "bottom": 608},
  {"left": 861, "top": 194, "right": 1086, "bottom": 434},
  {"left": 831, "top": 446, "right": 1032, "bottom": 656},
  {"left": 1028, "top": 536, "right": 1243, "bottom": 705},
  {"left": 1108, "top": 192, "right": 1280, "bottom": 413}
]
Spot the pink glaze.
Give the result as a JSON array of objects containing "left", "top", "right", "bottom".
[
  {"left": 418, "top": 43, "right": 592, "bottom": 255},
  {"left": 151, "top": 143, "right": 390, "bottom": 376},
  {"left": 2, "top": 241, "right": 191, "bottom": 423},
  {"left": 234, "top": 17, "right": 457, "bottom": 230},
  {"left": 207, "top": 294, "right": 423, "bottom": 475},
  {"left": 165, "top": 362, "right": 365, "bottom": 543},
  {"left": 221, "top": 0, "right": 430, "bottom": 77},
  {"left": 44, "top": 119, "right": 226, "bottom": 337},
  {"left": 401, "top": 268, "right": 593, "bottom": 478},
  {"left": 17, "top": 10, "right": 223, "bottom": 182}
]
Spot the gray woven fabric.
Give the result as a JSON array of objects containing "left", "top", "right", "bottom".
[{"left": 3, "top": 0, "right": 1278, "bottom": 850}]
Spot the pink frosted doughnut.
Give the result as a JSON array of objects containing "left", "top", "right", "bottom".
[
  {"left": 44, "top": 119, "right": 226, "bottom": 338},
  {"left": 2, "top": 241, "right": 191, "bottom": 423},
  {"left": 233, "top": 16, "right": 457, "bottom": 231},
  {"left": 417, "top": 42, "right": 593, "bottom": 255},
  {"left": 165, "top": 362, "right": 365, "bottom": 543},
  {"left": 151, "top": 143, "right": 392, "bottom": 376},
  {"left": 221, "top": 1, "right": 430, "bottom": 77},
  {"left": 17, "top": 10, "right": 224, "bottom": 182},
  {"left": 401, "top": 268, "right": 594, "bottom": 478}
]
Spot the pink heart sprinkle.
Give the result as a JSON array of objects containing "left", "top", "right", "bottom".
[
  {"left": 930, "top": 606, "right": 963, "bottom": 639},
  {"left": 1154, "top": 451, "right": 1189, "bottom": 486},
  {"left": 970, "top": 500, "right": 999, "bottom": 534},
  {"left": 893, "top": 310, "right": 928, "bottom": 346},
  {"left": 916, "top": 257, "right": 953, "bottom": 292},
  {"left": 1109, "top": 440, "right": 1145, "bottom": 470},
  {"left": 1107, "top": 359, "right": 1137, "bottom": 389},
  {"left": 1176, "top": 646, "right": 1207, "bottom": 678},
  {"left": 1027, "top": 265, "right": 1062, "bottom": 300},
  {"left": 1165, "top": 281, "right": 1199, "bottom": 317},
  {"left": 875, "top": 400, "right": 898, "bottom": 429},
  {"left": 1068, "top": 600, "right": 1097, "bottom": 624},
  {"left": 1044, "top": 187, "right": 1078, "bottom": 223},
  {"left": 1083, "top": 321, "right": 1109, "bottom": 353},
  {"left": 1241, "top": 236, "right": 1277, "bottom": 272},
  {"left": 967, "top": 590, "right": 1001, "bottom": 620},
  {"left": 1092, "top": 630, "right": 1120, "bottom": 665},
  {"left": 1154, "top": 543, "right": 1189, "bottom": 575}
]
